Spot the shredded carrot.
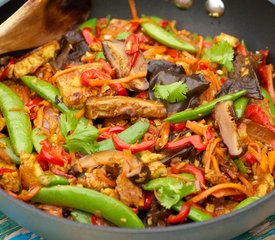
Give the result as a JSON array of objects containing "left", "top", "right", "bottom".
[
  {"left": 215, "top": 147, "right": 227, "bottom": 160},
  {"left": 95, "top": 169, "right": 116, "bottom": 187},
  {"left": 143, "top": 46, "right": 167, "bottom": 59},
  {"left": 128, "top": 0, "right": 139, "bottom": 20},
  {"left": 186, "top": 120, "right": 205, "bottom": 136},
  {"left": 76, "top": 108, "right": 85, "bottom": 120},
  {"left": 172, "top": 57, "right": 197, "bottom": 65},
  {"left": 203, "top": 138, "right": 222, "bottom": 173},
  {"left": 155, "top": 122, "right": 170, "bottom": 150},
  {"left": 169, "top": 20, "right": 179, "bottom": 36},
  {"left": 211, "top": 155, "right": 221, "bottom": 175},
  {"left": 196, "top": 35, "right": 204, "bottom": 58},
  {"left": 211, "top": 188, "right": 242, "bottom": 198},
  {"left": 19, "top": 185, "right": 42, "bottom": 201},
  {"left": 264, "top": 64, "right": 275, "bottom": 102},
  {"left": 88, "top": 72, "right": 147, "bottom": 87},
  {"left": 189, "top": 183, "right": 252, "bottom": 203},
  {"left": 168, "top": 174, "right": 194, "bottom": 183},
  {"left": 260, "top": 151, "right": 269, "bottom": 173},
  {"left": 247, "top": 145, "right": 261, "bottom": 162},
  {"left": 238, "top": 175, "right": 254, "bottom": 195},
  {"left": 268, "top": 150, "right": 275, "bottom": 173}
]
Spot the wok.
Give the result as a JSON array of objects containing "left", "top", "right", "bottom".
[{"left": 0, "top": 0, "right": 275, "bottom": 239}]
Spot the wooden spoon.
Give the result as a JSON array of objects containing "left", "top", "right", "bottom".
[{"left": 0, "top": 0, "right": 91, "bottom": 55}]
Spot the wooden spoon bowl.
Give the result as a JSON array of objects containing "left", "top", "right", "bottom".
[{"left": 0, "top": 0, "right": 91, "bottom": 55}]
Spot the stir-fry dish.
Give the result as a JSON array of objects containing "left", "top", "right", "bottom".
[{"left": 0, "top": 3, "right": 274, "bottom": 229}]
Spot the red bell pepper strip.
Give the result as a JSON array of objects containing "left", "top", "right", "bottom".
[
  {"left": 143, "top": 191, "right": 153, "bottom": 210},
  {"left": 236, "top": 44, "right": 247, "bottom": 57},
  {"left": 159, "top": 20, "right": 169, "bottom": 28},
  {"left": 171, "top": 163, "right": 206, "bottom": 186},
  {"left": 82, "top": 28, "right": 95, "bottom": 45},
  {"left": 26, "top": 97, "right": 43, "bottom": 120},
  {"left": 0, "top": 58, "right": 16, "bottom": 81},
  {"left": 98, "top": 126, "right": 126, "bottom": 140},
  {"left": 111, "top": 83, "right": 128, "bottom": 96},
  {"left": 81, "top": 69, "right": 110, "bottom": 86},
  {"left": 37, "top": 140, "right": 71, "bottom": 169},
  {"left": 0, "top": 168, "right": 16, "bottom": 176},
  {"left": 170, "top": 123, "right": 186, "bottom": 132},
  {"left": 167, "top": 202, "right": 192, "bottom": 224},
  {"left": 112, "top": 134, "right": 156, "bottom": 153},
  {"left": 243, "top": 152, "right": 257, "bottom": 166},
  {"left": 166, "top": 49, "right": 180, "bottom": 58},
  {"left": 164, "top": 135, "right": 207, "bottom": 151},
  {"left": 244, "top": 104, "right": 275, "bottom": 134},
  {"left": 128, "top": 22, "right": 140, "bottom": 33},
  {"left": 136, "top": 91, "right": 148, "bottom": 99}
]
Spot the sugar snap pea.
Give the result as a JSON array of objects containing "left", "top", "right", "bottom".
[
  {"left": 0, "top": 137, "right": 20, "bottom": 164},
  {"left": 234, "top": 197, "right": 259, "bottom": 210},
  {"left": 21, "top": 76, "right": 71, "bottom": 114},
  {"left": 32, "top": 186, "right": 144, "bottom": 228},
  {"left": 71, "top": 210, "right": 92, "bottom": 224},
  {"left": 31, "top": 128, "right": 47, "bottom": 153},
  {"left": 261, "top": 87, "right": 275, "bottom": 117},
  {"left": 0, "top": 82, "right": 33, "bottom": 156},
  {"left": 39, "top": 174, "right": 69, "bottom": 187},
  {"left": 166, "top": 90, "right": 246, "bottom": 123}
]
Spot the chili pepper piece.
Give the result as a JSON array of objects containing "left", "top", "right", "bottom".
[
  {"left": 167, "top": 202, "right": 191, "bottom": 224},
  {"left": 112, "top": 134, "right": 156, "bottom": 153},
  {"left": 165, "top": 135, "right": 207, "bottom": 151},
  {"left": 170, "top": 122, "right": 186, "bottom": 132},
  {"left": 0, "top": 58, "right": 16, "bottom": 81},
  {"left": 0, "top": 168, "right": 16, "bottom": 175},
  {"left": 80, "top": 69, "right": 111, "bottom": 86},
  {"left": 32, "top": 186, "right": 144, "bottom": 228},
  {"left": 111, "top": 83, "right": 128, "bottom": 96},
  {"left": 233, "top": 97, "right": 249, "bottom": 119},
  {"left": 141, "top": 21, "right": 197, "bottom": 53},
  {"left": 143, "top": 191, "right": 153, "bottom": 210},
  {"left": 79, "top": 18, "right": 98, "bottom": 33},
  {"left": 0, "top": 82, "right": 33, "bottom": 156},
  {"left": 166, "top": 90, "right": 246, "bottom": 123},
  {"left": 98, "top": 126, "right": 126, "bottom": 140}
]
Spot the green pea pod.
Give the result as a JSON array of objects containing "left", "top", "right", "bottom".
[
  {"left": 71, "top": 210, "right": 92, "bottom": 224},
  {"left": 166, "top": 90, "right": 246, "bottom": 123},
  {"left": 0, "top": 137, "right": 20, "bottom": 164},
  {"left": 32, "top": 128, "right": 47, "bottom": 153},
  {"left": 234, "top": 97, "right": 249, "bottom": 119},
  {"left": 0, "top": 83, "right": 33, "bottom": 156},
  {"left": 172, "top": 200, "right": 212, "bottom": 222},
  {"left": 97, "top": 119, "right": 150, "bottom": 152},
  {"left": 143, "top": 173, "right": 195, "bottom": 190},
  {"left": 234, "top": 158, "right": 247, "bottom": 174},
  {"left": 79, "top": 18, "right": 98, "bottom": 33},
  {"left": 32, "top": 186, "right": 144, "bottom": 228},
  {"left": 141, "top": 21, "right": 197, "bottom": 53},
  {"left": 234, "top": 197, "right": 260, "bottom": 210},
  {"left": 39, "top": 174, "right": 69, "bottom": 186},
  {"left": 261, "top": 87, "right": 275, "bottom": 118},
  {"left": 21, "top": 76, "right": 71, "bottom": 114}
]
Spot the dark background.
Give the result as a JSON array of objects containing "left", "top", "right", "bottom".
[{"left": 1, "top": 0, "right": 275, "bottom": 64}]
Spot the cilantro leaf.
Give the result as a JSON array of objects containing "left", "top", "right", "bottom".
[
  {"left": 153, "top": 82, "right": 189, "bottom": 103},
  {"left": 60, "top": 113, "right": 99, "bottom": 154},
  {"left": 155, "top": 181, "right": 196, "bottom": 209},
  {"left": 202, "top": 40, "right": 234, "bottom": 72}
]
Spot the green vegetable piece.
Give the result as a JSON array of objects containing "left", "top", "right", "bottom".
[
  {"left": 234, "top": 158, "right": 247, "bottom": 174},
  {"left": 116, "top": 31, "right": 131, "bottom": 40},
  {"left": 39, "top": 174, "right": 69, "bottom": 186},
  {"left": 31, "top": 128, "right": 47, "bottom": 153},
  {"left": 32, "top": 186, "right": 144, "bottom": 228},
  {"left": 21, "top": 76, "right": 71, "bottom": 114},
  {"left": 71, "top": 210, "right": 92, "bottom": 224},
  {"left": 234, "top": 197, "right": 260, "bottom": 210},
  {"left": 0, "top": 137, "right": 20, "bottom": 165},
  {"left": 143, "top": 174, "right": 196, "bottom": 209},
  {"left": 153, "top": 82, "right": 189, "bottom": 103},
  {"left": 141, "top": 21, "right": 197, "bottom": 53},
  {"left": 172, "top": 200, "right": 212, "bottom": 222},
  {"left": 261, "top": 87, "right": 275, "bottom": 118},
  {"left": 79, "top": 18, "right": 98, "bottom": 33},
  {"left": 97, "top": 119, "right": 150, "bottom": 152},
  {"left": 202, "top": 40, "right": 234, "bottom": 72},
  {"left": 95, "top": 52, "right": 106, "bottom": 61},
  {"left": 0, "top": 83, "right": 33, "bottom": 156},
  {"left": 166, "top": 90, "right": 246, "bottom": 123},
  {"left": 234, "top": 97, "right": 249, "bottom": 119},
  {"left": 60, "top": 113, "right": 99, "bottom": 154}
]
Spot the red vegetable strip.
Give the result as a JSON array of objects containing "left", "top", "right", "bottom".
[
  {"left": 0, "top": 168, "right": 16, "bottom": 175},
  {"left": 98, "top": 126, "right": 126, "bottom": 140},
  {"left": 164, "top": 135, "right": 207, "bottom": 151},
  {"left": 143, "top": 191, "right": 153, "bottom": 210},
  {"left": 167, "top": 202, "right": 192, "bottom": 224},
  {"left": 0, "top": 58, "right": 16, "bottom": 81}
]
